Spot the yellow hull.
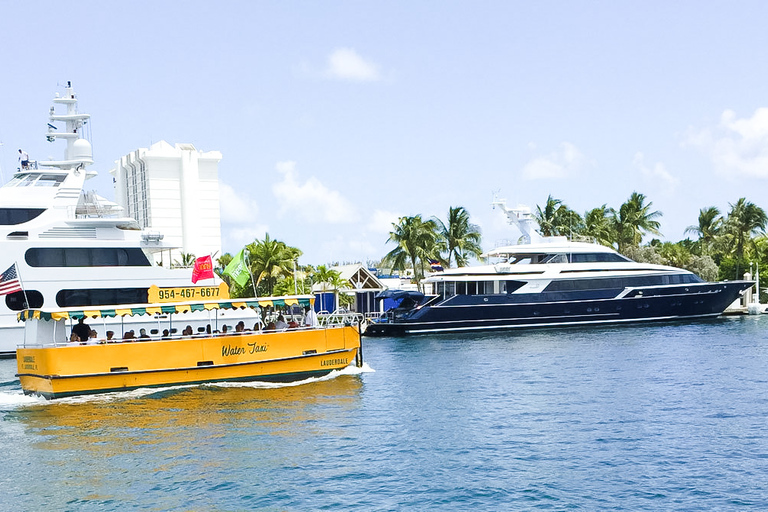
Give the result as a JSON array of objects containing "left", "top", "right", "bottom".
[{"left": 16, "top": 325, "right": 360, "bottom": 399}]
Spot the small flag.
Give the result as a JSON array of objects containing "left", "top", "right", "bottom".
[
  {"left": 0, "top": 263, "right": 22, "bottom": 296},
  {"left": 223, "top": 249, "right": 250, "bottom": 288},
  {"left": 429, "top": 259, "right": 444, "bottom": 272},
  {"left": 191, "top": 255, "right": 215, "bottom": 284}
]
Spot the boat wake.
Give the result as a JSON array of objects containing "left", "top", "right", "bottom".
[{"left": 0, "top": 362, "right": 376, "bottom": 407}]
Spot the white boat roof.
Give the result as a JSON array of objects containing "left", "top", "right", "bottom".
[{"left": 482, "top": 239, "right": 618, "bottom": 258}]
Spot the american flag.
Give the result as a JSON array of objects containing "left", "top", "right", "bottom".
[{"left": 0, "top": 263, "right": 22, "bottom": 296}]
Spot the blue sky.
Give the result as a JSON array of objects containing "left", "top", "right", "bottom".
[{"left": 2, "top": 1, "right": 768, "bottom": 266}]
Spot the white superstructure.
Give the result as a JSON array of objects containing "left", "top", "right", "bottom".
[
  {"left": 110, "top": 141, "right": 223, "bottom": 264},
  {"left": 0, "top": 83, "right": 253, "bottom": 357}
]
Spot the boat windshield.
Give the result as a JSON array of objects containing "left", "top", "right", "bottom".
[{"left": 4, "top": 173, "right": 67, "bottom": 188}]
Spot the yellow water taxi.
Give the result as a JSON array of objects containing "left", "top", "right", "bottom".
[{"left": 15, "top": 295, "right": 363, "bottom": 399}]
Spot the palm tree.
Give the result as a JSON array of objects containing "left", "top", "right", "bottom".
[
  {"left": 383, "top": 215, "right": 440, "bottom": 288},
  {"left": 172, "top": 252, "right": 196, "bottom": 268},
  {"left": 613, "top": 192, "right": 662, "bottom": 253},
  {"left": 580, "top": 205, "right": 615, "bottom": 246},
  {"left": 433, "top": 206, "right": 483, "bottom": 268},
  {"left": 685, "top": 206, "right": 722, "bottom": 255},
  {"left": 534, "top": 195, "right": 583, "bottom": 237},
  {"left": 724, "top": 198, "right": 767, "bottom": 278},
  {"left": 247, "top": 234, "right": 302, "bottom": 295}
]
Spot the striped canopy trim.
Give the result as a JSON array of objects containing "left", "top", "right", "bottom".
[{"left": 18, "top": 297, "right": 313, "bottom": 322}]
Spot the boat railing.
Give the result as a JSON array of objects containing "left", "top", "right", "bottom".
[{"left": 320, "top": 308, "right": 365, "bottom": 327}]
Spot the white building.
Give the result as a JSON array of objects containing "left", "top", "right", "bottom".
[{"left": 110, "top": 141, "right": 222, "bottom": 264}]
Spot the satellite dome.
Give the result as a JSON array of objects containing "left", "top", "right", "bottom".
[{"left": 71, "top": 138, "right": 93, "bottom": 162}]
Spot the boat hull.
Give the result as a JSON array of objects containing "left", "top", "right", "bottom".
[
  {"left": 17, "top": 326, "right": 360, "bottom": 399},
  {"left": 365, "top": 281, "right": 752, "bottom": 336}
]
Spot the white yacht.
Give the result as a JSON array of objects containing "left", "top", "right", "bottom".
[
  {"left": 0, "top": 83, "right": 256, "bottom": 357},
  {"left": 365, "top": 202, "right": 753, "bottom": 336}
]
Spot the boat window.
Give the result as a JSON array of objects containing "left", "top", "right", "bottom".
[
  {"left": 35, "top": 174, "right": 67, "bottom": 187},
  {"left": 456, "top": 281, "right": 466, "bottom": 295},
  {"left": 543, "top": 254, "right": 568, "bottom": 264},
  {"left": 26, "top": 248, "right": 152, "bottom": 267},
  {"left": 503, "top": 281, "right": 526, "bottom": 294},
  {"left": 568, "top": 253, "right": 632, "bottom": 263},
  {"left": 544, "top": 273, "right": 704, "bottom": 292},
  {"left": 0, "top": 208, "right": 46, "bottom": 225},
  {"left": 5, "top": 290, "right": 44, "bottom": 311},
  {"left": 444, "top": 282, "right": 456, "bottom": 297},
  {"left": 56, "top": 288, "right": 149, "bottom": 307}
]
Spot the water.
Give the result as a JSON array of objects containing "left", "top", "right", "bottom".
[{"left": 2, "top": 316, "right": 768, "bottom": 510}]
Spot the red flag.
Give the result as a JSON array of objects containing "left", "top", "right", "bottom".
[{"left": 191, "top": 255, "right": 214, "bottom": 284}]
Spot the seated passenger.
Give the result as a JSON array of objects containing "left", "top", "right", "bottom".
[
  {"left": 106, "top": 331, "right": 115, "bottom": 342},
  {"left": 264, "top": 322, "right": 276, "bottom": 332},
  {"left": 88, "top": 330, "right": 99, "bottom": 345},
  {"left": 275, "top": 315, "right": 288, "bottom": 331},
  {"left": 235, "top": 321, "right": 245, "bottom": 333},
  {"left": 138, "top": 328, "right": 151, "bottom": 340},
  {"left": 69, "top": 331, "right": 81, "bottom": 344},
  {"left": 161, "top": 329, "right": 171, "bottom": 340},
  {"left": 123, "top": 330, "right": 135, "bottom": 341}
]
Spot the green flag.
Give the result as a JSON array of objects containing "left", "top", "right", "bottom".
[{"left": 223, "top": 249, "right": 250, "bottom": 288}]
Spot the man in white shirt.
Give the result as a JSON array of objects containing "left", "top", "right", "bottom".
[
  {"left": 303, "top": 306, "right": 318, "bottom": 327},
  {"left": 19, "top": 149, "right": 29, "bottom": 169}
]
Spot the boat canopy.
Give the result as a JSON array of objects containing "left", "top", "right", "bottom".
[
  {"left": 374, "top": 289, "right": 425, "bottom": 302},
  {"left": 17, "top": 295, "right": 315, "bottom": 322}
]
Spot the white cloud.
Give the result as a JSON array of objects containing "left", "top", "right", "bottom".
[
  {"left": 685, "top": 107, "right": 768, "bottom": 178},
  {"left": 219, "top": 182, "right": 259, "bottom": 224},
  {"left": 521, "top": 142, "right": 587, "bottom": 180},
  {"left": 632, "top": 152, "right": 678, "bottom": 189},
  {"left": 325, "top": 48, "right": 381, "bottom": 82},
  {"left": 367, "top": 209, "right": 401, "bottom": 234},
  {"left": 272, "top": 161, "right": 358, "bottom": 223}
]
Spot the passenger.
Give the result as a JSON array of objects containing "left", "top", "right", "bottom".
[
  {"left": 106, "top": 330, "right": 115, "bottom": 342},
  {"left": 275, "top": 315, "right": 288, "bottom": 331},
  {"left": 88, "top": 330, "right": 99, "bottom": 344},
  {"left": 221, "top": 325, "right": 228, "bottom": 334},
  {"left": 303, "top": 306, "right": 318, "bottom": 327},
  {"left": 123, "top": 330, "right": 135, "bottom": 341},
  {"left": 18, "top": 149, "right": 29, "bottom": 170},
  {"left": 288, "top": 320, "right": 299, "bottom": 329},
  {"left": 235, "top": 321, "right": 245, "bottom": 333},
  {"left": 69, "top": 331, "right": 81, "bottom": 344},
  {"left": 138, "top": 328, "right": 150, "bottom": 340},
  {"left": 183, "top": 325, "right": 194, "bottom": 337},
  {"left": 253, "top": 322, "right": 262, "bottom": 331},
  {"left": 161, "top": 329, "right": 171, "bottom": 340},
  {"left": 72, "top": 317, "right": 91, "bottom": 342},
  {"left": 264, "top": 322, "right": 276, "bottom": 332},
  {"left": 206, "top": 324, "right": 212, "bottom": 335}
]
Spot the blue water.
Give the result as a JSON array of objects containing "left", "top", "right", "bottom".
[{"left": 2, "top": 316, "right": 768, "bottom": 510}]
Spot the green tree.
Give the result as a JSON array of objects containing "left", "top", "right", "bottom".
[
  {"left": 685, "top": 206, "right": 722, "bottom": 256},
  {"left": 383, "top": 215, "right": 440, "bottom": 288},
  {"left": 246, "top": 234, "right": 302, "bottom": 296},
  {"left": 534, "top": 195, "right": 583, "bottom": 237},
  {"left": 172, "top": 252, "right": 196, "bottom": 268},
  {"left": 580, "top": 205, "right": 616, "bottom": 246},
  {"left": 433, "top": 206, "right": 483, "bottom": 268},
  {"left": 613, "top": 192, "right": 662, "bottom": 253},
  {"left": 724, "top": 198, "right": 768, "bottom": 279}
]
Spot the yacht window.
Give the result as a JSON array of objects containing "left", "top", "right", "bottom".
[
  {"left": 5, "top": 290, "right": 44, "bottom": 311},
  {"left": 569, "top": 253, "right": 631, "bottom": 263},
  {"left": 26, "top": 248, "right": 152, "bottom": 267},
  {"left": 543, "top": 254, "right": 568, "bottom": 264},
  {"left": 456, "top": 282, "right": 466, "bottom": 295},
  {"left": 56, "top": 288, "right": 149, "bottom": 307},
  {"left": 35, "top": 174, "right": 66, "bottom": 187},
  {"left": 467, "top": 282, "right": 477, "bottom": 295},
  {"left": 445, "top": 282, "right": 456, "bottom": 297},
  {"left": 0, "top": 208, "right": 46, "bottom": 225},
  {"left": 17, "top": 174, "right": 39, "bottom": 187},
  {"left": 504, "top": 281, "right": 526, "bottom": 294},
  {"left": 544, "top": 273, "right": 704, "bottom": 292}
]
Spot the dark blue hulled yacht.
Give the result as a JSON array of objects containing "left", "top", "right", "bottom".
[{"left": 364, "top": 202, "right": 752, "bottom": 336}]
